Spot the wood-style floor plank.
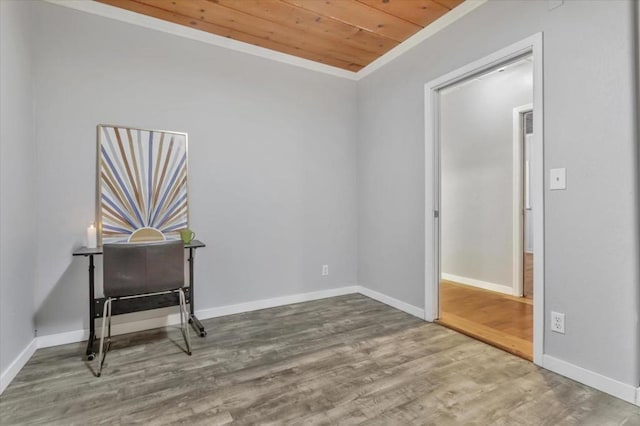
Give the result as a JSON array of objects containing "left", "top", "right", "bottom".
[{"left": 1, "top": 294, "right": 638, "bottom": 425}]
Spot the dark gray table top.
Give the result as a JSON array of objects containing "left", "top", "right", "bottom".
[{"left": 73, "top": 240, "right": 206, "bottom": 256}]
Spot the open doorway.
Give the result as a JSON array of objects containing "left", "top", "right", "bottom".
[
  {"left": 438, "top": 56, "right": 534, "bottom": 360},
  {"left": 424, "top": 35, "right": 544, "bottom": 364}
]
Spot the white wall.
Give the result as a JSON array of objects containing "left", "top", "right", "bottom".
[
  {"left": 31, "top": 1, "right": 358, "bottom": 336},
  {"left": 357, "top": 0, "right": 639, "bottom": 387},
  {"left": 441, "top": 61, "right": 532, "bottom": 290},
  {"left": 0, "top": 0, "right": 37, "bottom": 378}
]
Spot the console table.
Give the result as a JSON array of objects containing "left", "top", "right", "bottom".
[{"left": 73, "top": 240, "right": 207, "bottom": 360}]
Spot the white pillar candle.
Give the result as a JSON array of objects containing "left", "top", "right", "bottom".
[{"left": 87, "top": 223, "right": 97, "bottom": 248}]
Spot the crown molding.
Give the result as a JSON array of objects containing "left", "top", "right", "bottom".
[
  {"left": 42, "top": 0, "right": 357, "bottom": 80},
  {"left": 43, "top": 0, "right": 487, "bottom": 81},
  {"left": 356, "top": 0, "right": 488, "bottom": 79}
]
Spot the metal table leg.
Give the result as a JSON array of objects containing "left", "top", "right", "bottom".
[
  {"left": 86, "top": 254, "right": 96, "bottom": 360},
  {"left": 187, "top": 247, "right": 207, "bottom": 337}
]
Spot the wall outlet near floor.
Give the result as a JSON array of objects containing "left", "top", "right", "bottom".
[
  {"left": 551, "top": 311, "right": 565, "bottom": 334},
  {"left": 322, "top": 265, "right": 329, "bottom": 276}
]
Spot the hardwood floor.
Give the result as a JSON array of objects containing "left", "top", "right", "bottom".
[
  {"left": 524, "top": 252, "right": 533, "bottom": 300},
  {"left": 439, "top": 280, "right": 533, "bottom": 360},
  {"left": 1, "top": 294, "right": 638, "bottom": 425}
]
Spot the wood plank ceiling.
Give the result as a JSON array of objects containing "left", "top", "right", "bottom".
[{"left": 96, "top": 0, "right": 465, "bottom": 72}]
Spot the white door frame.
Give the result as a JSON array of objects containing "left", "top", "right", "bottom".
[
  {"left": 513, "top": 103, "right": 533, "bottom": 297},
  {"left": 424, "top": 33, "right": 545, "bottom": 365}
]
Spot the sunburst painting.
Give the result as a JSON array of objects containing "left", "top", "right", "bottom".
[{"left": 97, "top": 125, "right": 189, "bottom": 244}]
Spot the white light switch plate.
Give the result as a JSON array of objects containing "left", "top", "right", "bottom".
[{"left": 550, "top": 168, "right": 566, "bottom": 190}]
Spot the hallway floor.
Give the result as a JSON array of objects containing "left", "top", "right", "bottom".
[
  {"left": 438, "top": 280, "right": 533, "bottom": 361},
  {"left": 524, "top": 252, "right": 533, "bottom": 299}
]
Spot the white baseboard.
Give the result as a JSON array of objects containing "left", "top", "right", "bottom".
[
  {"left": 442, "top": 273, "right": 515, "bottom": 296},
  {"left": 637, "top": 386, "right": 640, "bottom": 406},
  {"left": 356, "top": 286, "right": 424, "bottom": 319},
  {"left": 34, "top": 286, "right": 360, "bottom": 349},
  {"left": 197, "top": 286, "right": 360, "bottom": 320},
  {"left": 37, "top": 329, "right": 88, "bottom": 349},
  {"left": 32, "top": 285, "right": 421, "bottom": 351},
  {"left": 542, "top": 354, "right": 639, "bottom": 406},
  {"left": 36, "top": 312, "right": 191, "bottom": 348},
  {"left": 0, "top": 339, "right": 37, "bottom": 394}
]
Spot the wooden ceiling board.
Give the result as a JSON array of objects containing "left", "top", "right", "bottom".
[
  {"left": 98, "top": 0, "right": 363, "bottom": 70},
  {"left": 282, "top": 0, "right": 422, "bottom": 42},
  {"left": 213, "top": 0, "right": 399, "bottom": 55},
  {"left": 356, "top": 0, "right": 451, "bottom": 27},
  {"left": 136, "top": 0, "right": 377, "bottom": 65},
  {"left": 94, "top": 0, "right": 467, "bottom": 72}
]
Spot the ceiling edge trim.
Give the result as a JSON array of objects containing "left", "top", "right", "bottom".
[
  {"left": 356, "top": 0, "right": 488, "bottom": 80},
  {"left": 42, "top": 0, "right": 358, "bottom": 80},
  {"left": 42, "top": 0, "right": 487, "bottom": 81}
]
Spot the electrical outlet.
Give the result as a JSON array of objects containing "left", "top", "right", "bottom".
[
  {"left": 322, "top": 265, "right": 329, "bottom": 276},
  {"left": 551, "top": 311, "right": 565, "bottom": 334}
]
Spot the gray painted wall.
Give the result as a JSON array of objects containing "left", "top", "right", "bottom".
[
  {"left": 357, "top": 0, "right": 639, "bottom": 386},
  {"left": 441, "top": 61, "right": 532, "bottom": 289},
  {"left": 0, "top": 0, "right": 37, "bottom": 375},
  {"left": 31, "top": 1, "right": 357, "bottom": 336}
]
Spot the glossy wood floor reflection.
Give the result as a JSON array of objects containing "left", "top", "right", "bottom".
[
  {"left": 2, "top": 295, "right": 638, "bottom": 425},
  {"left": 438, "top": 280, "right": 533, "bottom": 360},
  {"left": 524, "top": 252, "right": 534, "bottom": 299}
]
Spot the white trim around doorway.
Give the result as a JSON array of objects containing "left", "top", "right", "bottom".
[{"left": 424, "top": 33, "right": 544, "bottom": 365}]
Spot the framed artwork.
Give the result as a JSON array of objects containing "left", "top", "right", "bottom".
[{"left": 96, "top": 125, "right": 189, "bottom": 244}]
